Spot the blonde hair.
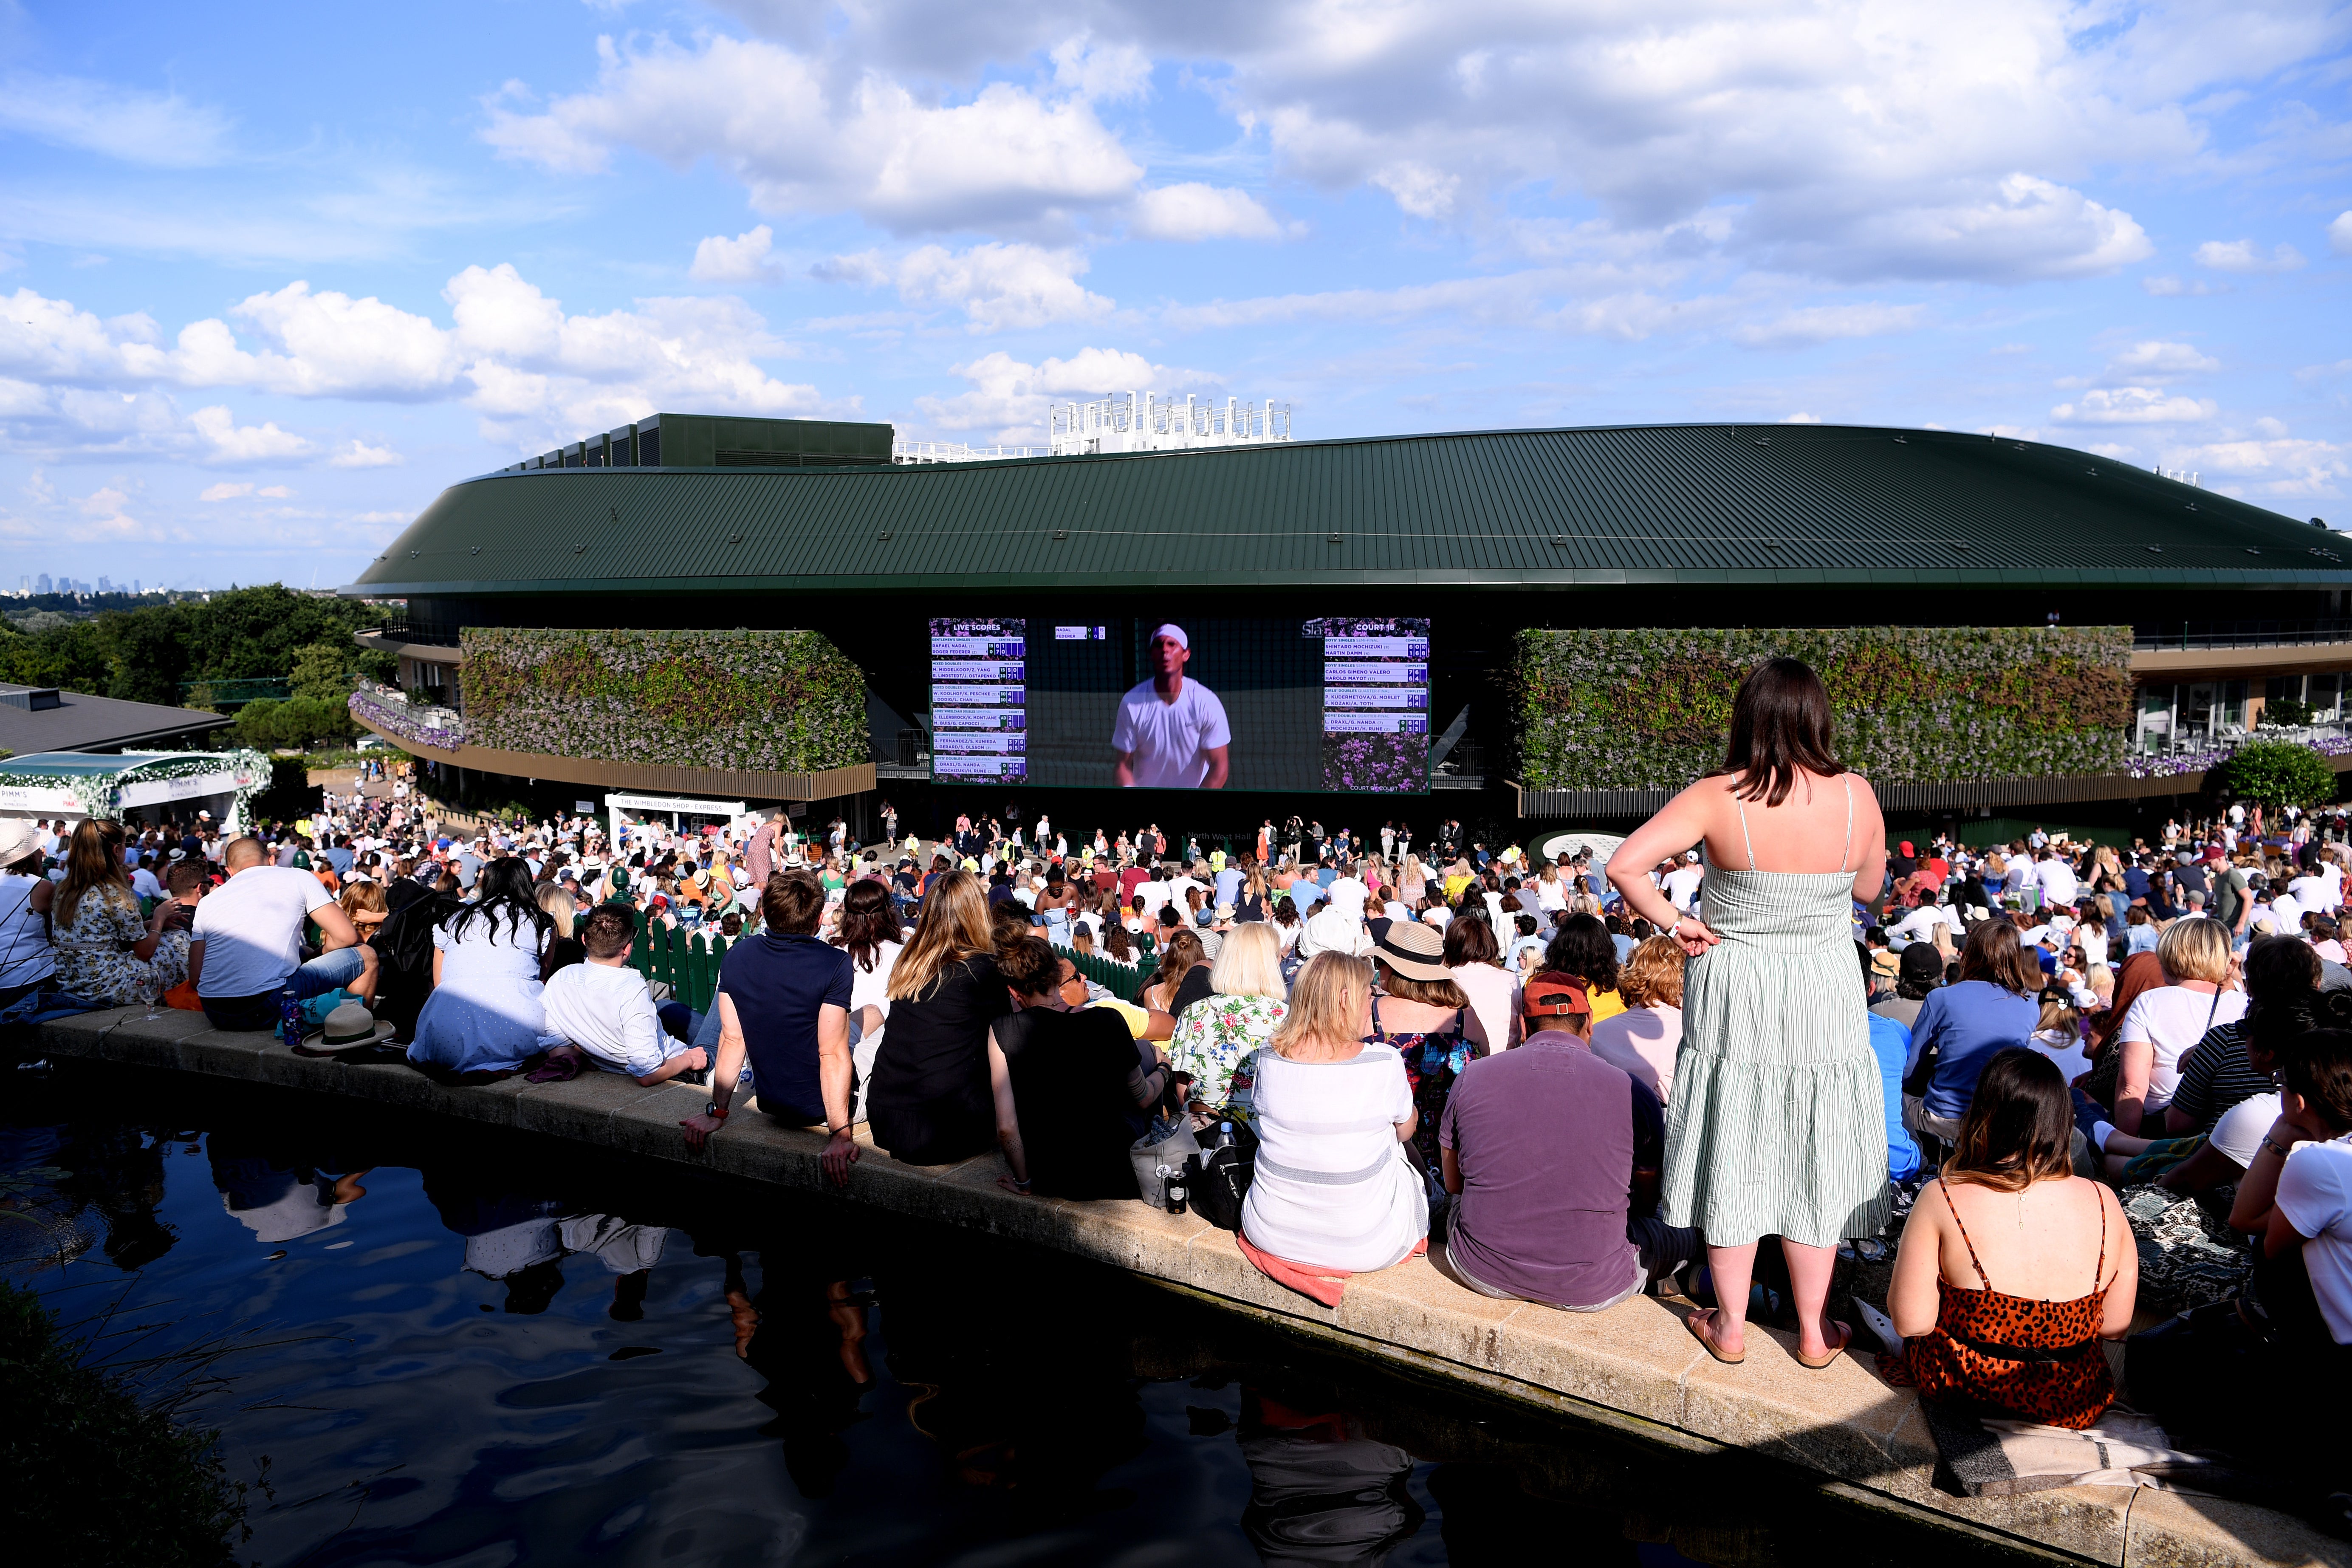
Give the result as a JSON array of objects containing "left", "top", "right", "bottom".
[
  {"left": 2157, "top": 915, "right": 2232, "bottom": 985},
  {"left": 341, "top": 881, "right": 388, "bottom": 919},
  {"left": 1269, "top": 953, "right": 1372, "bottom": 1058},
  {"left": 888, "top": 869, "right": 994, "bottom": 1002},
  {"left": 2036, "top": 992, "right": 2078, "bottom": 1035},
  {"left": 1208, "top": 921, "right": 1285, "bottom": 1001},
  {"left": 1618, "top": 936, "right": 1688, "bottom": 1010},
  {"left": 534, "top": 881, "right": 577, "bottom": 936}
]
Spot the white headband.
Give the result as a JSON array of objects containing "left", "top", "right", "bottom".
[{"left": 1148, "top": 623, "right": 1189, "bottom": 649}]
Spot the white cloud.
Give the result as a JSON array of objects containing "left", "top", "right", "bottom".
[
  {"left": 198, "top": 481, "right": 253, "bottom": 502},
  {"left": 2170, "top": 433, "right": 2350, "bottom": 499},
  {"left": 2050, "top": 387, "right": 2219, "bottom": 425},
  {"left": 2193, "top": 239, "right": 2306, "bottom": 273},
  {"left": 915, "top": 347, "right": 1214, "bottom": 441},
  {"left": 1782, "top": 411, "right": 1823, "bottom": 423},
  {"left": 2141, "top": 274, "right": 2224, "bottom": 297},
  {"left": 2102, "top": 341, "right": 2219, "bottom": 382},
  {"left": 1130, "top": 184, "right": 1284, "bottom": 242},
  {"left": 190, "top": 405, "right": 313, "bottom": 463},
  {"left": 0, "top": 72, "right": 233, "bottom": 168},
  {"left": 1050, "top": 34, "right": 1153, "bottom": 102},
  {"left": 257, "top": 485, "right": 293, "bottom": 497},
  {"left": 0, "top": 268, "right": 831, "bottom": 456},
  {"left": 690, "top": 224, "right": 783, "bottom": 284},
  {"left": 1731, "top": 302, "right": 1924, "bottom": 348},
  {"left": 483, "top": 34, "right": 1142, "bottom": 233},
  {"left": 2330, "top": 212, "right": 2352, "bottom": 257},
  {"left": 827, "top": 243, "right": 1113, "bottom": 331},
  {"left": 329, "top": 440, "right": 403, "bottom": 468}
]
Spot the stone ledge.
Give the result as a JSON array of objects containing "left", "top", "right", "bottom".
[{"left": 31, "top": 1007, "right": 2348, "bottom": 1568}]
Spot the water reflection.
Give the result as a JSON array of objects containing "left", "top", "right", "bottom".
[{"left": 1, "top": 1072, "right": 1937, "bottom": 1568}]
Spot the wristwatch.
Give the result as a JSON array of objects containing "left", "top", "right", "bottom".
[
  {"left": 704, "top": 1101, "right": 730, "bottom": 1121},
  {"left": 2260, "top": 1133, "right": 2293, "bottom": 1160}
]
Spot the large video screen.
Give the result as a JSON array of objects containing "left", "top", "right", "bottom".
[{"left": 929, "top": 616, "right": 1430, "bottom": 793}]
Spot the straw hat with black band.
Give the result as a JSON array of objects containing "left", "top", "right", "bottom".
[{"left": 1371, "top": 920, "right": 1453, "bottom": 983}]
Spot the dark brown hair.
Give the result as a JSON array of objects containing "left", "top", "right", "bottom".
[
  {"left": 998, "top": 934, "right": 1060, "bottom": 999},
  {"left": 2284, "top": 1028, "right": 2352, "bottom": 1134},
  {"left": 760, "top": 870, "right": 825, "bottom": 935},
  {"left": 1722, "top": 656, "right": 1844, "bottom": 806},
  {"left": 1442, "top": 913, "right": 1499, "bottom": 967},
  {"left": 1957, "top": 917, "right": 2038, "bottom": 996},
  {"left": 832, "top": 879, "right": 898, "bottom": 972},
  {"left": 1943, "top": 1048, "right": 2074, "bottom": 1193},
  {"left": 582, "top": 903, "right": 637, "bottom": 960}
]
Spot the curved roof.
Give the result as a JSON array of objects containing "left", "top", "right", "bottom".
[{"left": 345, "top": 422, "right": 2350, "bottom": 597}]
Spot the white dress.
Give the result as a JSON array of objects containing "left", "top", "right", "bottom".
[
  {"left": 1240, "top": 1042, "right": 1428, "bottom": 1270},
  {"left": 408, "top": 914, "right": 556, "bottom": 1074}
]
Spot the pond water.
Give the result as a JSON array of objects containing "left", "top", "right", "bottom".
[{"left": 3, "top": 1066, "right": 1964, "bottom": 1568}]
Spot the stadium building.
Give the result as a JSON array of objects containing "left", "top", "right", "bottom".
[{"left": 343, "top": 413, "right": 2352, "bottom": 842}]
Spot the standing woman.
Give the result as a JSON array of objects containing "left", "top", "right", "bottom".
[{"left": 1607, "top": 657, "right": 1889, "bottom": 1369}]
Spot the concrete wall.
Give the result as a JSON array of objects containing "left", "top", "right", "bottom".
[{"left": 31, "top": 1005, "right": 2347, "bottom": 1568}]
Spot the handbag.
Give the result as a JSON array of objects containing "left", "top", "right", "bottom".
[
  {"left": 1129, "top": 1120, "right": 1201, "bottom": 1209},
  {"left": 1185, "top": 1121, "right": 1260, "bottom": 1232}
]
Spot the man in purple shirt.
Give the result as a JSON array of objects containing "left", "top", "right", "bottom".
[{"left": 1435, "top": 1003, "right": 1698, "bottom": 1312}]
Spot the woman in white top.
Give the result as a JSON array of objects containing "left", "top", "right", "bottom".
[
  {"left": 1239, "top": 952, "right": 1428, "bottom": 1272},
  {"left": 0, "top": 822, "right": 57, "bottom": 1007},
  {"left": 2113, "top": 916, "right": 2246, "bottom": 1134},
  {"left": 831, "top": 879, "right": 902, "bottom": 1120},
  {"left": 408, "top": 859, "right": 558, "bottom": 1076},
  {"left": 1534, "top": 862, "right": 1568, "bottom": 914}
]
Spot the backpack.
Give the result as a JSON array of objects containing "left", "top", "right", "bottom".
[{"left": 1184, "top": 1121, "right": 1260, "bottom": 1232}]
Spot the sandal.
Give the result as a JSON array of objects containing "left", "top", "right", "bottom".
[
  {"left": 1684, "top": 1307, "right": 1745, "bottom": 1365},
  {"left": 1796, "top": 1319, "right": 1854, "bottom": 1370}
]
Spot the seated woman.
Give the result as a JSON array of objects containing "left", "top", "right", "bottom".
[
  {"left": 51, "top": 820, "right": 188, "bottom": 1006},
  {"left": 1589, "top": 935, "right": 1686, "bottom": 1102},
  {"left": 1366, "top": 922, "right": 1474, "bottom": 1168},
  {"left": 1888, "top": 1049, "right": 2136, "bottom": 1429},
  {"left": 1240, "top": 952, "right": 1428, "bottom": 1276},
  {"left": 866, "top": 871, "right": 1008, "bottom": 1167},
  {"left": 989, "top": 936, "right": 1169, "bottom": 1200},
  {"left": 1537, "top": 914, "right": 1626, "bottom": 1024},
  {"left": 1141, "top": 929, "right": 1211, "bottom": 1017},
  {"left": 1170, "top": 921, "right": 1288, "bottom": 1117},
  {"left": 1908, "top": 919, "right": 2042, "bottom": 1144},
  {"left": 407, "top": 859, "right": 560, "bottom": 1076},
  {"left": 2112, "top": 915, "right": 2245, "bottom": 1136}
]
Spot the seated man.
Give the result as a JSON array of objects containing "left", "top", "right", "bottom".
[
  {"left": 190, "top": 835, "right": 377, "bottom": 1031},
  {"left": 681, "top": 872, "right": 858, "bottom": 1184},
  {"left": 989, "top": 936, "right": 1168, "bottom": 1199},
  {"left": 1434, "top": 981, "right": 1698, "bottom": 1312},
  {"left": 540, "top": 904, "right": 709, "bottom": 1086}
]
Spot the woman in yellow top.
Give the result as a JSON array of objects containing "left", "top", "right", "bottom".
[{"left": 1442, "top": 859, "right": 1477, "bottom": 903}]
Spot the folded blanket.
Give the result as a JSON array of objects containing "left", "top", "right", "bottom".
[
  {"left": 1920, "top": 1402, "right": 2223, "bottom": 1495},
  {"left": 1235, "top": 1231, "right": 1427, "bottom": 1308}
]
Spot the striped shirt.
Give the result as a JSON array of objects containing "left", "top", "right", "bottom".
[{"left": 2169, "top": 1022, "right": 2274, "bottom": 1131}]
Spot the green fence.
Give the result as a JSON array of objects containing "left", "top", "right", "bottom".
[
  {"left": 1059, "top": 944, "right": 1147, "bottom": 1004},
  {"left": 627, "top": 924, "right": 731, "bottom": 1012}
]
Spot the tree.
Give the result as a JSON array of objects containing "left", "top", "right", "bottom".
[
  {"left": 2216, "top": 739, "right": 2338, "bottom": 810},
  {"left": 289, "top": 641, "right": 353, "bottom": 703}
]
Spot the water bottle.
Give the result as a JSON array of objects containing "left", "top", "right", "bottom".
[
  {"left": 276, "top": 984, "right": 302, "bottom": 1050},
  {"left": 1163, "top": 1165, "right": 1188, "bottom": 1215},
  {"left": 1217, "top": 1120, "right": 1235, "bottom": 1150}
]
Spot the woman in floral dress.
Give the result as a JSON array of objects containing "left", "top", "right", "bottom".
[
  {"left": 53, "top": 820, "right": 188, "bottom": 1005},
  {"left": 1169, "top": 922, "right": 1288, "bottom": 1120}
]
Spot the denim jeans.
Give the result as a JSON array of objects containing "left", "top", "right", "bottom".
[{"left": 202, "top": 945, "right": 369, "bottom": 1032}]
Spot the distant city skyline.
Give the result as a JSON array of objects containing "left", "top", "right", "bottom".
[{"left": 0, "top": 0, "right": 2346, "bottom": 589}]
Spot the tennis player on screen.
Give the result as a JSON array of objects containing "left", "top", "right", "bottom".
[{"left": 1112, "top": 624, "right": 1231, "bottom": 788}]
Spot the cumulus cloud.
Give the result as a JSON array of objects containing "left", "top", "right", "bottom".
[
  {"left": 2050, "top": 387, "right": 2219, "bottom": 425},
  {"left": 191, "top": 405, "right": 313, "bottom": 463},
  {"left": 915, "top": 346, "right": 1215, "bottom": 441},
  {"left": 1130, "top": 184, "right": 1285, "bottom": 241},
  {"left": 198, "top": 481, "right": 253, "bottom": 502},
  {"left": 2193, "top": 239, "right": 2306, "bottom": 273},
  {"left": 329, "top": 439, "right": 402, "bottom": 468},
  {"left": 1731, "top": 302, "right": 1924, "bottom": 348},
  {"left": 2169, "top": 432, "right": 2350, "bottom": 499},
  {"left": 0, "top": 268, "right": 830, "bottom": 456},
  {"left": 2141, "top": 275, "right": 2224, "bottom": 297},
  {"left": 2102, "top": 341, "right": 2219, "bottom": 382},
  {"left": 1050, "top": 34, "right": 1153, "bottom": 101},
  {"left": 2329, "top": 212, "right": 2352, "bottom": 257},
  {"left": 690, "top": 224, "right": 783, "bottom": 284},
  {"left": 0, "top": 71, "right": 233, "bottom": 168},
  {"left": 824, "top": 243, "right": 1113, "bottom": 331},
  {"left": 483, "top": 34, "right": 1142, "bottom": 233}
]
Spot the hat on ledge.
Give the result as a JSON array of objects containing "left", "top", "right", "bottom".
[{"left": 295, "top": 1000, "right": 397, "bottom": 1057}]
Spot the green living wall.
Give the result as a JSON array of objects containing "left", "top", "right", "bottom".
[
  {"left": 1514, "top": 626, "right": 2134, "bottom": 791},
  {"left": 460, "top": 628, "right": 867, "bottom": 774}
]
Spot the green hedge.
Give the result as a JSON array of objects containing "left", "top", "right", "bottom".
[
  {"left": 1514, "top": 626, "right": 2133, "bottom": 790},
  {"left": 460, "top": 628, "right": 867, "bottom": 774}
]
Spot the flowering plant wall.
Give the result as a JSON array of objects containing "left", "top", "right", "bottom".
[
  {"left": 349, "top": 686, "right": 465, "bottom": 752},
  {"left": 457, "top": 628, "right": 867, "bottom": 774},
  {"left": 1513, "top": 626, "right": 2134, "bottom": 791}
]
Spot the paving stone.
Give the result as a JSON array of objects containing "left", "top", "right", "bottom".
[
  {"left": 1336, "top": 1254, "right": 1526, "bottom": 1373},
  {"left": 1486, "top": 1292, "right": 1708, "bottom": 1427},
  {"left": 2123, "top": 1486, "right": 2352, "bottom": 1568},
  {"left": 511, "top": 1071, "right": 647, "bottom": 1139},
  {"left": 1677, "top": 1320, "right": 1933, "bottom": 1482}
]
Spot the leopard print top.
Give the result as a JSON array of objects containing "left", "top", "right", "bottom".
[{"left": 1900, "top": 1182, "right": 2116, "bottom": 1430}]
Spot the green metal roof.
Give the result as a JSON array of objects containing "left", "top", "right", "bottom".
[{"left": 345, "top": 422, "right": 2352, "bottom": 597}]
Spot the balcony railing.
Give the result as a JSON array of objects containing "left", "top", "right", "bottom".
[
  {"left": 2134, "top": 619, "right": 2352, "bottom": 652},
  {"left": 350, "top": 682, "right": 464, "bottom": 751},
  {"left": 359, "top": 622, "right": 463, "bottom": 647}
]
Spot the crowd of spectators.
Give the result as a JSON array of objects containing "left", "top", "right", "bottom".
[{"left": 6, "top": 689, "right": 2350, "bottom": 1503}]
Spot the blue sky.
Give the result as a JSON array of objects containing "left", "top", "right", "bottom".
[{"left": 1, "top": 0, "right": 2348, "bottom": 590}]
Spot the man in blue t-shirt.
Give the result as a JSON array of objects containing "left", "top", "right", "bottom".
[
  {"left": 1857, "top": 944, "right": 1923, "bottom": 1185},
  {"left": 682, "top": 871, "right": 858, "bottom": 1184}
]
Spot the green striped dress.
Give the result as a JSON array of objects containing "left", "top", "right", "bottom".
[{"left": 1660, "top": 797, "right": 1892, "bottom": 1250}]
